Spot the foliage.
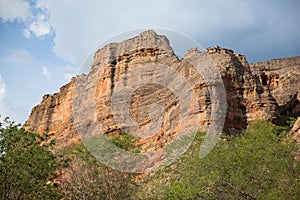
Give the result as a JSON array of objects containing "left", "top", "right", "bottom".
[
  {"left": 2, "top": 115, "right": 299, "bottom": 199},
  {"left": 288, "top": 117, "right": 298, "bottom": 128},
  {"left": 109, "top": 132, "right": 140, "bottom": 152},
  {"left": 146, "top": 120, "right": 300, "bottom": 199},
  {"left": 58, "top": 144, "right": 137, "bottom": 200},
  {"left": 0, "top": 117, "right": 60, "bottom": 200}
]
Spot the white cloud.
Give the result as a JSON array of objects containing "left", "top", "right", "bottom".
[
  {"left": 56, "top": 65, "right": 78, "bottom": 81},
  {"left": 26, "top": 14, "right": 51, "bottom": 38},
  {"left": 36, "top": 0, "right": 183, "bottom": 66},
  {"left": 0, "top": 75, "right": 8, "bottom": 119},
  {"left": 0, "top": 75, "right": 6, "bottom": 101},
  {"left": 0, "top": 73, "right": 28, "bottom": 123},
  {"left": 33, "top": 0, "right": 300, "bottom": 66},
  {"left": 0, "top": 0, "right": 30, "bottom": 22},
  {"left": 32, "top": 1, "right": 257, "bottom": 65},
  {"left": 42, "top": 66, "right": 50, "bottom": 78},
  {"left": 0, "top": 0, "right": 52, "bottom": 38},
  {"left": 9, "top": 49, "right": 33, "bottom": 63},
  {"left": 23, "top": 29, "right": 31, "bottom": 38}
]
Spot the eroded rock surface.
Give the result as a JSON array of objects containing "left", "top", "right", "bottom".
[
  {"left": 290, "top": 117, "right": 300, "bottom": 143},
  {"left": 250, "top": 56, "right": 300, "bottom": 119},
  {"left": 24, "top": 31, "right": 299, "bottom": 149}
]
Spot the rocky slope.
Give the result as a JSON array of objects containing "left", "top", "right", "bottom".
[
  {"left": 24, "top": 30, "right": 300, "bottom": 149},
  {"left": 250, "top": 57, "right": 300, "bottom": 120}
]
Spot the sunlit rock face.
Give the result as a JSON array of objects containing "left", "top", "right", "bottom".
[{"left": 24, "top": 31, "right": 299, "bottom": 149}]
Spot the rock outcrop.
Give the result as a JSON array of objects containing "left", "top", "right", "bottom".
[
  {"left": 205, "top": 46, "right": 278, "bottom": 132},
  {"left": 290, "top": 117, "right": 300, "bottom": 143},
  {"left": 24, "top": 31, "right": 300, "bottom": 149},
  {"left": 250, "top": 57, "right": 300, "bottom": 120},
  {"left": 24, "top": 78, "right": 81, "bottom": 148}
]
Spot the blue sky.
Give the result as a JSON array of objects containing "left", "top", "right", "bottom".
[{"left": 0, "top": 0, "right": 299, "bottom": 124}]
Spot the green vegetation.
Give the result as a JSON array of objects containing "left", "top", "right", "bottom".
[
  {"left": 1, "top": 116, "right": 299, "bottom": 200},
  {"left": 57, "top": 143, "right": 136, "bottom": 200},
  {"left": 288, "top": 117, "right": 298, "bottom": 128},
  {"left": 0, "top": 117, "right": 60, "bottom": 200},
  {"left": 143, "top": 120, "right": 300, "bottom": 199},
  {"left": 109, "top": 132, "right": 140, "bottom": 152}
]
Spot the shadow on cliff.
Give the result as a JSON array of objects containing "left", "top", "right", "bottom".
[
  {"left": 275, "top": 93, "right": 300, "bottom": 126},
  {"left": 223, "top": 54, "right": 248, "bottom": 135}
]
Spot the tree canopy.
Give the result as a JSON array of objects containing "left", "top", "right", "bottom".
[
  {"left": 0, "top": 117, "right": 60, "bottom": 200},
  {"left": 146, "top": 120, "right": 300, "bottom": 199}
]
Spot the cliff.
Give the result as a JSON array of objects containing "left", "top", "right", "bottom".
[
  {"left": 250, "top": 57, "right": 300, "bottom": 120},
  {"left": 24, "top": 30, "right": 300, "bottom": 149}
]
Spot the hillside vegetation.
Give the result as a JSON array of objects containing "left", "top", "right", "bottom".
[{"left": 0, "top": 118, "right": 299, "bottom": 200}]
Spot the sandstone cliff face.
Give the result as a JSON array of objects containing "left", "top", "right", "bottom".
[
  {"left": 24, "top": 30, "right": 299, "bottom": 149},
  {"left": 291, "top": 117, "right": 300, "bottom": 144},
  {"left": 205, "top": 46, "right": 278, "bottom": 132},
  {"left": 250, "top": 57, "right": 300, "bottom": 119},
  {"left": 24, "top": 79, "right": 81, "bottom": 147}
]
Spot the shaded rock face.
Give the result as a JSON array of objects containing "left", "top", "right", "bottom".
[
  {"left": 290, "top": 117, "right": 300, "bottom": 143},
  {"left": 206, "top": 46, "right": 278, "bottom": 132},
  {"left": 250, "top": 57, "right": 300, "bottom": 120},
  {"left": 24, "top": 31, "right": 299, "bottom": 149}
]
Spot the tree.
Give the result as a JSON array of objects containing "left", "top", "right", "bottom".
[
  {"left": 0, "top": 117, "right": 60, "bottom": 200},
  {"left": 58, "top": 144, "right": 136, "bottom": 200},
  {"left": 150, "top": 120, "right": 300, "bottom": 199}
]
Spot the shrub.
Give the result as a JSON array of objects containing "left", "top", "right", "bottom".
[
  {"left": 148, "top": 121, "right": 300, "bottom": 199},
  {"left": 0, "top": 117, "right": 60, "bottom": 199}
]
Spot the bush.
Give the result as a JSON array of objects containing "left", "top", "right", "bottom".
[
  {"left": 109, "top": 132, "right": 140, "bottom": 152},
  {"left": 0, "top": 117, "right": 60, "bottom": 199},
  {"left": 148, "top": 121, "right": 300, "bottom": 199},
  {"left": 58, "top": 144, "right": 137, "bottom": 200}
]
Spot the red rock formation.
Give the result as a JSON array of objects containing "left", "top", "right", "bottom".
[
  {"left": 250, "top": 56, "right": 300, "bottom": 119},
  {"left": 24, "top": 31, "right": 299, "bottom": 150},
  {"left": 24, "top": 79, "right": 81, "bottom": 148},
  {"left": 206, "top": 46, "right": 278, "bottom": 132},
  {"left": 290, "top": 117, "right": 300, "bottom": 143}
]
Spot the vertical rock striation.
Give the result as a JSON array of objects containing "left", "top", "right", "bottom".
[
  {"left": 24, "top": 31, "right": 299, "bottom": 149},
  {"left": 250, "top": 56, "right": 300, "bottom": 120}
]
